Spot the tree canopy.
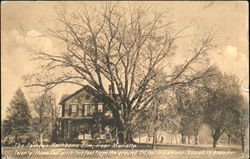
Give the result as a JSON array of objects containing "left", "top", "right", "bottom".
[
  {"left": 6, "top": 88, "right": 32, "bottom": 138},
  {"left": 202, "top": 70, "right": 244, "bottom": 148},
  {"left": 24, "top": 2, "right": 216, "bottom": 143}
]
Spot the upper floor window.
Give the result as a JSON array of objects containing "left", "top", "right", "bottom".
[
  {"left": 89, "top": 104, "right": 95, "bottom": 114},
  {"left": 84, "top": 104, "right": 89, "bottom": 116},
  {"left": 83, "top": 104, "right": 95, "bottom": 116},
  {"left": 67, "top": 103, "right": 101, "bottom": 117},
  {"left": 68, "top": 104, "right": 78, "bottom": 116},
  {"left": 68, "top": 105, "right": 72, "bottom": 116},
  {"left": 71, "top": 104, "right": 77, "bottom": 113},
  {"left": 98, "top": 104, "right": 103, "bottom": 112},
  {"left": 79, "top": 105, "right": 84, "bottom": 117}
]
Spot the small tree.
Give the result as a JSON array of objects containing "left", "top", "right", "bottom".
[
  {"left": 45, "top": 92, "right": 60, "bottom": 142},
  {"left": 133, "top": 104, "right": 166, "bottom": 149},
  {"left": 234, "top": 97, "right": 248, "bottom": 152},
  {"left": 1, "top": 119, "right": 12, "bottom": 140},
  {"left": 133, "top": 88, "right": 179, "bottom": 149},
  {"left": 148, "top": 98, "right": 164, "bottom": 150},
  {"left": 203, "top": 70, "right": 242, "bottom": 148},
  {"left": 174, "top": 86, "right": 205, "bottom": 145},
  {"left": 31, "top": 91, "right": 58, "bottom": 146},
  {"left": 31, "top": 94, "right": 50, "bottom": 147},
  {"left": 6, "top": 88, "right": 32, "bottom": 141}
]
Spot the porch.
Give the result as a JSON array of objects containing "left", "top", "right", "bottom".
[{"left": 58, "top": 117, "right": 117, "bottom": 143}]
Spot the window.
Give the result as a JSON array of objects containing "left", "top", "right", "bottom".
[
  {"left": 80, "top": 105, "right": 84, "bottom": 117},
  {"left": 84, "top": 104, "right": 95, "bottom": 116},
  {"left": 98, "top": 104, "right": 103, "bottom": 112},
  {"left": 71, "top": 104, "right": 77, "bottom": 113},
  {"left": 68, "top": 105, "right": 72, "bottom": 116},
  {"left": 84, "top": 105, "right": 90, "bottom": 116},
  {"left": 79, "top": 105, "right": 82, "bottom": 116},
  {"left": 89, "top": 104, "right": 95, "bottom": 115},
  {"left": 68, "top": 104, "right": 79, "bottom": 116}
]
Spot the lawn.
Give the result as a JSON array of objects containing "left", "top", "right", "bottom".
[{"left": 1, "top": 144, "right": 249, "bottom": 159}]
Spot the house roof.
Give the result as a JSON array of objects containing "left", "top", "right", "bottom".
[
  {"left": 59, "top": 85, "right": 122, "bottom": 105},
  {"left": 59, "top": 94, "right": 71, "bottom": 104},
  {"left": 59, "top": 86, "right": 94, "bottom": 105}
]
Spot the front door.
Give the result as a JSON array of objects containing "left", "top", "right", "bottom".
[{"left": 70, "top": 121, "right": 79, "bottom": 139}]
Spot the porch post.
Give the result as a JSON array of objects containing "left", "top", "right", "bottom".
[
  {"left": 60, "top": 119, "right": 63, "bottom": 139},
  {"left": 76, "top": 120, "right": 79, "bottom": 139},
  {"left": 68, "top": 120, "right": 71, "bottom": 139}
]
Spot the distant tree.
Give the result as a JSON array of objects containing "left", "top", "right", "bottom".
[
  {"left": 6, "top": 88, "right": 32, "bottom": 141},
  {"left": 31, "top": 91, "right": 58, "bottom": 146},
  {"left": 1, "top": 119, "right": 16, "bottom": 146},
  {"left": 224, "top": 124, "right": 236, "bottom": 145},
  {"left": 203, "top": 70, "right": 242, "bottom": 148},
  {"left": 234, "top": 97, "right": 248, "bottom": 152},
  {"left": 1, "top": 119, "right": 12, "bottom": 138},
  {"left": 45, "top": 92, "right": 60, "bottom": 142},
  {"left": 147, "top": 96, "right": 165, "bottom": 150},
  {"left": 133, "top": 103, "right": 165, "bottom": 149},
  {"left": 132, "top": 87, "right": 179, "bottom": 149},
  {"left": 31, "top": 94, "right": 50, "bottom": 147},
  {"left": 174, "top": 85, "right": 205, "bottom": 145}
]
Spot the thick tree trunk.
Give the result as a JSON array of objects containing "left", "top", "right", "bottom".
[
  {"left": 240, "top": 131, "right": 245, "bottom": 152},
  {"left": 194, "top": 127, "right": 199, "bottom": 145},
  {"left": 211, "top": 128, "right": 224, "bottom": 148},
  {"left": 188, "top": 136, "right": 191, "bottom": 145},
  {"left": 117, "top": 125, "right": 135, "bottom": 144},
  {"left": 212, "top": 137, "right": 218, "bottom": 148},
  {"left": 125, "top": 127, "right": 135, "bottom": 144},
  {"left": 194, "top": 135, "right": 198, "bottom": 145},
  {"left": 114, "top": 116, "right": 125, "bottom": 144},
  {"left": 118, "top": 131, "right": 124, "bottom": 144},
  {"left": 181, "top": 133, "right": 185, "bottom": 144},
  {"left": 182, "top": 136, "right": 185, "bottom": 144}
]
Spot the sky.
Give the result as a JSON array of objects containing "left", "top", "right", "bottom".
[{"left": 1, "top": 1, "right": 249, "bottom": 118}]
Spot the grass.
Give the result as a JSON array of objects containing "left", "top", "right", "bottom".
[{"left": 1, "top": 143, "right": 249, "bottom": 159}]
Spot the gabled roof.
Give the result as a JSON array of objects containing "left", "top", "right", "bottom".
[
  {"left": 59, "top": 85, "right": 98, "bottom": 105},
  {"left": 59, "top": 94, "right": 70, "bottom": 104},
  {"left": 59, "top": 85, "right": 122, "bottom": 105}
]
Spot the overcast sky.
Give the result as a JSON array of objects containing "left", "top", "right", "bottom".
[{"left": 1, "top": 1, "right": 249, "bottom": 118}]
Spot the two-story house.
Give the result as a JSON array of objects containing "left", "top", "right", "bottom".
[{"left": 58, "top": 85, "right": 116, "bottom": 143}]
